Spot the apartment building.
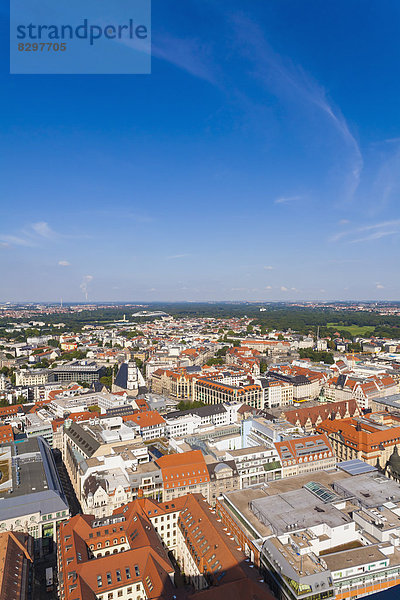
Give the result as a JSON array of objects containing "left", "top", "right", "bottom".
[
  {"left": 207, "top": 460, "right": 239, "bottom": 506},
  {"left": 165, "top": 403, "right": 242, "bottom": 438},
  {"left": 155, "top": 450, "right": 210, "bottom": 502},
  {"left": 0, "top": 423, "right": 14, "bottom": 445},
  {"left": 268, "top": 369, "right": 320, "bottom": 402},
  {"left": 15, "top": 368, "right": 50, "bottom": 387},
  {"left": 274, "top": 434, "right": 336, "bottom": 478},
  {"left": 125, "top": 410, "right": 166, "bottom": 441},
  {"left": 25, "top": 412, "right": 54, "bottom": 446},
  {"left": 79, "top": 452, "right": 161, "bottom": 519},
  {"left": 324, "top": 374, "right": 398, "bottom": 410},
  {"left": 193, "top": 377, "right": 264, "bottom": 409},
  {"left": 242, "top": 415, "right": 302, "bottom": 446},
  {"left": 278, "top": 399, "right": 361, "bottom": 434},
  {"left": 225, "top": 445, "right": 282, "bottom": 486},
  {"left": 57, "top": 494, "right": 274, "bottom": 600},
  {"left": 317, "top": 412, "right": 400, "bottom": 465},
  {"left": 0, "top": 531, "right": 33, "bottom": 600},
  {"left": 62, "top": 418, "right": 147, "bottom": 495},
  {"left": 257, "top": 377, "right": 294, "bottom": 409}
]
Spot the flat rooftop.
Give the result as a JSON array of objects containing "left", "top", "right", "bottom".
[
  {"left": 333, "top": 472, "right": 400, "bottom": 507},
  {"left": 323, "top": 545, "right": 388, "bottom": 572},
  {"left": 227, "top": 445, "right": 269, "bottom": 457},
  {"left": 222, "top": 487, "right": 272, "bottom": 538},
  {"left": 221, "top": 470, "right": 352, "bottom": 540},
  {"left": 268, "top": 536, "right": 326, "bottom": 576},
  {"left": 0, "top": 437, "right": 68, "bottom": 520},
  {"left": 251, "top": 489, "right": 352, "bottom": 535},
  {"left": 261, "top": 469, "right": 350, "bottom": 496}
]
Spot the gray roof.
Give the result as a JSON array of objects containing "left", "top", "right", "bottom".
[
  {"left": 114, "top": 363, "right": 128, "bottom": 389},
  {"left": 0, "top": 489, "right": 68, "bottom": 521},
  {"left": 251, "top": 488, "right": 351, "bottom": 536},
  {"left": 167, "top": 404, "right": 227, "bottom": 420},
  {"left": 0, "top": 437, "right": 69, "bottom": 521},
  {"left": 337, "top": 459, "right": 377, "bottom": 476},
  {"left": 333, "top": 472, "right": 400, "bottom": 507},
  {"left": 65, "top": 421, "right": 101, "bottom": 457},
  {"left": 268, "top": 371, "right": 310, "bottom": 385}
]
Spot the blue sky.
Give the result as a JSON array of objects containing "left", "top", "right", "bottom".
[{"left": 1, "top": 0, "right": 400, "bottom": 302}]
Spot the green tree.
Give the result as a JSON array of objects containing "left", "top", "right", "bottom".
[
  {"left": 47, "top": 339, "right": 60, "bottom": 348},
  {"left": 177, "top": 400, "right": 205, "bottom": 411},
  {"left": 206, "top": 357, "right": 224, "bottom": 366},
  {"left": 100, "top": 375, "right": 112, "bottom": 389},
  {"left": 298, "top": 349, "right": 334, "bottom": 364}
]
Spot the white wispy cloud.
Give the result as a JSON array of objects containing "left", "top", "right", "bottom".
[
  {"left": 263, "top": 265, "right": 274, "bottom": 270},
  {"left": 280, "top": 285, "right": 288, "bottom": 292},
  {"left": 152, "top": 35, "right": 219, "bottom": 85},
  {"left": 274, "top": 195, "right": 304, "bottom": 205},
  {"left": 0, "top": 221, "right": 60, "bottom": 247},
  {"left": 58, "top": 260, "right": 71, "bottom": 267},
  {"left": 376, "top": 283, "right": 385, "bottom": 289},
  {"left": 331, "top": 219, "right": 400, "bottom": 244},
  {"left": 31, "top": 221, "right": 56, "bottom": 239},
  {"left": 0, "top": 234, "right": 35, "bottom": 247},
  {"left": 147, "top": 9, "right": 363, "bottom": 209},
  {"left": 228, "top": 12, "right": 363, "bottom": 202},
  {"left": 167, "top": 254, "right": 191, "bottom": 260}
]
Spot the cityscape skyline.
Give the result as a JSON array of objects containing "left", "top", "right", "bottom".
[{"left": 2, "top": 1, "right": 400, "bottom": 301}]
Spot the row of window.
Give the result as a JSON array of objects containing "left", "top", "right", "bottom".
[
  {"left": 90, "top": 537, "right": 125, "bottom": 550},
  {"left": 98, "top": 586, "right": 143, "bottom": 599},
  {"left": 97, "top": 567, "right": 140, "bottom": 588}
]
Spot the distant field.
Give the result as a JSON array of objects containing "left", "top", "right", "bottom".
[{"left": 326, "top": 323, "right": 375, "bottom": 335}]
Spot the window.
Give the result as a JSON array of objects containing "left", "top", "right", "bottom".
[
  {"left": 97, "top": 575, "right": 103, "bottom": 588},
  {"left": 116, "top": 570, "right": 121, "bottom": 582},
  {"left": 125, "top": 567, "right": 131, "bottom": 579},
  {"left": 107, "top": 573, "right": 112, "bottom": 584}
]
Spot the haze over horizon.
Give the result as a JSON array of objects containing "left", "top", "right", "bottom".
[{"left": 2, "top": 1, "right": 400, "bottom": 302}]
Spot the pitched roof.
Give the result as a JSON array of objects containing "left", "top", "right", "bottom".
[
  {"left": 283, "top": 399, "right": 360, "bottom": 428},
  {"left": 127, "top": 411, "right": 166, "bottom": 429},
  {"left": 156, "top": 451, "right": 209, "bottom": 488}
]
